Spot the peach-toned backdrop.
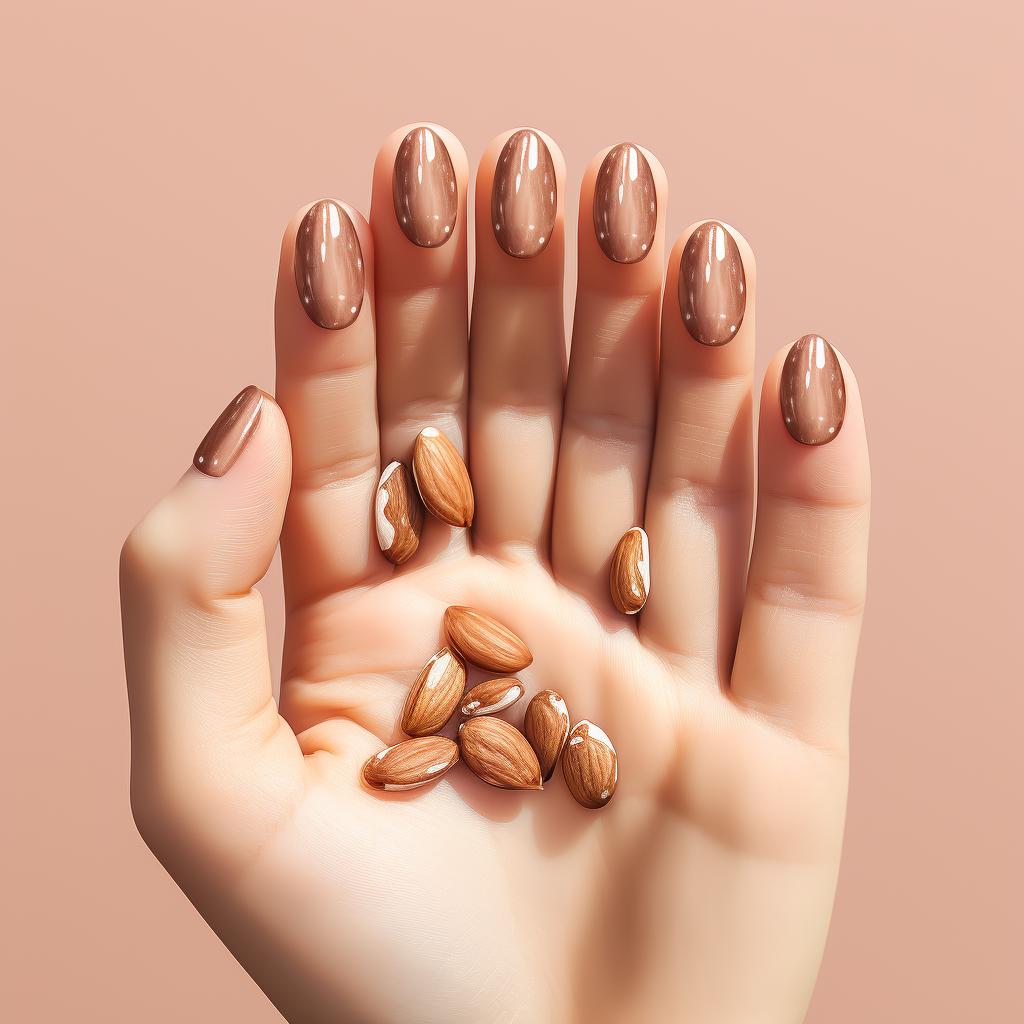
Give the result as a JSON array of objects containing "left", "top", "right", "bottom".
[{"left": 3, "top": 1, "right": 1019, "bottom": 1020}]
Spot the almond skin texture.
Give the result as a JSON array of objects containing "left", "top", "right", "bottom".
[
  {"left": 443, "top": 606, "right": 533, "bottom": 673},
  {"left": 460, "top": 678, "right": 525, "bottom": 718},
  {"left": 412, "top": 427, "right": 474, "bottom": 528},
  {"left": 609, "top": 526, "right": 650, "bottom": 615},
  {"left": 400, "top": 648, "right": 466, "bottom": 737},
  {"left": 459, "top": 717, "right": 543, "bottom": 791},
  {"left": 375, "top": 461, "right": 424, "bottom": 565},
  {"left": 561, "top": 720, "right": 618, "bottom": 809},
  {"left": 524, "top": 689, "right": 571, "bottom": 782},
  {"left": 362, "top": 736, "right": 459, "bottom": 791}
]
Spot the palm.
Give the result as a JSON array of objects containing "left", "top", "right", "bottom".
[
  {"left": 258, "top": 552, "right": 845, "bottom": 1022},
  {"left": 123, "top": 126, "right": 868, "bottom": 1024}
]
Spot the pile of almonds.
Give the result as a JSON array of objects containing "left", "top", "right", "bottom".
[
  {"left": 362, "top": 606, "right": 619, "bottom": 809},
  {"left": 369, "top": 426, "right": 618, "bottom": 808}
]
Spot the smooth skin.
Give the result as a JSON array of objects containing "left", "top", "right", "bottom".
[{"left": 121, "top": 124, "right": 870, "bottom": 1024}]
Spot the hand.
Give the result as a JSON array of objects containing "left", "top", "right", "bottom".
[{"left": 121, "top": 126, "right": 869, "bottom": 1023}]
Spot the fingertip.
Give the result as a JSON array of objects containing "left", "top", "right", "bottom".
[
  {"left": 761, "top": 338, "right": 864, "bottom": 435},
  {"left": 662, "top": 219, "right": 755, "bottom": 375},
  {"left": 175, "top": 387, "right": 290, "bottom": 598},
  {"left": 278, "top": 198, "right": 372, "bottom": 339},
  {"left": 475, "top": 127, "right": 564, "bottom": 274},
  {"left": 122, "top": 388, "right": 290, "bottom": 604},
  {"left": 370, "top": 123, "right": 468, "bottom": 282},
  {"left": 578, "top": 142, "right": 666, "bottom": 292},
  {"left": 759, "top": 339, "right": 870, "bottom": 507}
]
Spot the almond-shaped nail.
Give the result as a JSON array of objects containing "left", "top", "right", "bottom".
[
  {"left": 491, "top": 129, "right": 557, "bottom": 259},
  {"left": 593, "top": 143, "right": 657, "bottom": 264},
  {"left": 294, "top": 199, "right": 364, "bottom": 330},
  {"left": 678, "top": 220, "right": 746, "bottom": 346},
  {"left": 780, "top": 334, "right": 846, "bottom": 445},
  {"left": 193, "top": 386, "right": 264, "bottom": 477},
  {"left": 393, "top": 126, "right": 458, "bottom": 248}
]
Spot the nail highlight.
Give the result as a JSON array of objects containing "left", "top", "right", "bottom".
[
  {"left": 193, "top": 386, "right": 265, "bottom": 477},
  {"left": 392, "top": 126, "right": 458, "bottom": 248},
  {"left": 294, "top": 199, "right": 364, "bottom": 330},
  {"left": 593, "top": 143, "right": 657, "bottom": 264},
  {"left": 779, "top": 335, "right": 846, "bottom": 445},
  {"left": 678, "top": 221, "right": 746, "bottom": 346},
  {"left": 491, "top": 129, "right": 557, "bottom": 259}
]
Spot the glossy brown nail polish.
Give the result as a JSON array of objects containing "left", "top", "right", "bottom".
[
  {"left": 593, "top": 143, "right": 657, "bottom": 264},
  {"left": 491, "top": 129, "right": 557, "bottom": 259},
  {"left": 193, "top": 386, "right": 265, "bottom": 477},
  {"left": 779, "top": 335, "right": 846, "bottom": 445},
  {"left": 392, "top": 126, "right": 458, "bottom": 248},
  {"left": 678, "top": 220, "right": 746, "bottom": 346},
  {"left": 294, "top": 199, "right": 364, "bottom": 330}
]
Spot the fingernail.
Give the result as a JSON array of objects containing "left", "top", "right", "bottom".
[
  {"left": 392, "top": 126, "right": 458, "bottom": 248},
  {"left": 779, "top": 335, "right": 846, "bottom": 445},
  {"left": 678, "top": 220, "right": 746, "bottom": 346},
  {"left": 593, "top": 143, "right": 657, "bottom": 264},
  {"left": 491, "top": 129, "right": 557, "bottom": 259},
  {"left": 193, "top": 386, "right": 265, "bottom": 477},
  {"left": 294, "top": 199, "right": 364, "bottom": 330}
]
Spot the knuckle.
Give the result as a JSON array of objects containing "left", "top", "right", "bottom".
[{"left": 751, "top": 576, "right": 866, "bottom": 619}]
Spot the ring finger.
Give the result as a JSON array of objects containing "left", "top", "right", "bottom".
[{"left": 551, "top": 143, "right": 666, "bottom": 610}]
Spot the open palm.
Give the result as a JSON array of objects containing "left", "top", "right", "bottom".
[{"left": 121, "top": 126, "right": 869, "bottom": 1024}]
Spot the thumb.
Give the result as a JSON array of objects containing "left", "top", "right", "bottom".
[{"left": 120, "top": 386, "right": 301, "bottom": 868}]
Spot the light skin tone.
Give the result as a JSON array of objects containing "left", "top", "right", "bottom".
[{"left": 121, "top": 124, "right": 869, "bottom": 1023}]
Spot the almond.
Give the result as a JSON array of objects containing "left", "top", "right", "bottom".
[
  {"left": 459, "top": 717, "right": 543, "bottom": 790},
  {"left": 443, "top": 605, "right": 533, "bottom": 673},
  {"left": 609, "top": 526, "right": 650, "bottom": 615},
  {"left": 561, "top": 720, "right": 618, "bottom": 809},
  {"left": 524, "top": 689, "right": 570, "bottom": 782},
  {"left": 375, "top": 461, "right": 424, "bottom": 565},
  {"left": 362, "top": 736, "right": 459, "bottom": 791},
  {"left": 460, "top": 678, "right": 525, "bottom": 718},
  {"left": 412, "top": 427, "right": 474, "bottom": 528},
  {"left": 400, "top": 648, "right": 466, "bottom": 737}
]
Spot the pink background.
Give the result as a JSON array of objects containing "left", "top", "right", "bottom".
[{"left": 3, "top": 1, "right": 1020, "bottom": 1019}]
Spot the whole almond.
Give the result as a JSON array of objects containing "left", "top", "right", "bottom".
[
  {"left": 444, "top": 605, "right": 533, "bottom": 673},
  {"left": 524, "top": 689, "right": 571, "bottom": 782},
  {"left": 375, "top": 461, "right": 424, "bottom": 565},
  {"left": 362, "top": 736, "right": 459, "bottom": 791},
  {"left": 609, "top": 526, "right": 650, "bottom": 615},
  {"left": 412, "top": 427, "right": 474, "bottom": 528},
  {"left": 459, "top": 717, "right": 543, "bottom": 791},
  {"left": 561, "top": 720, "right": 618, "bottom": 809},
  {"left": 460, "top": 678, "right": 525, "bottom": 718},
  {"left": 401, "top": 648, "right": 466, "bottom": 737}
]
